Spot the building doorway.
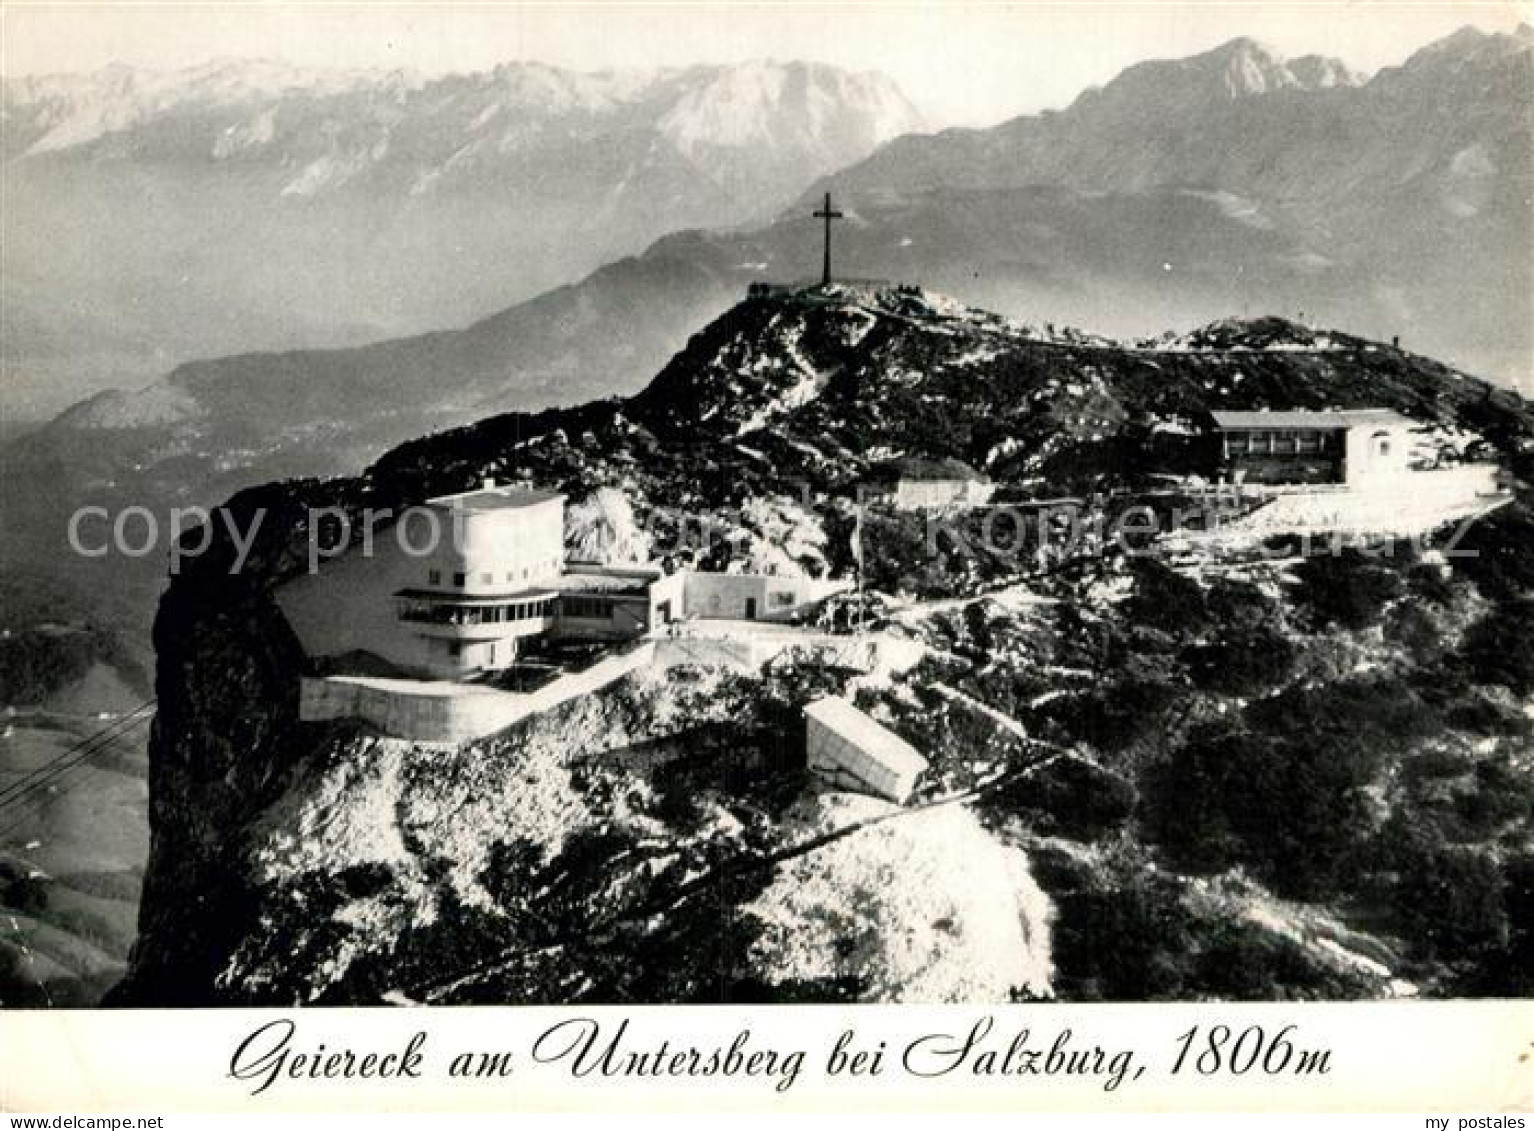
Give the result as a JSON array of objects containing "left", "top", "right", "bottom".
[{"left": 744, "top": 597, "right": 758, "bottom": 620}]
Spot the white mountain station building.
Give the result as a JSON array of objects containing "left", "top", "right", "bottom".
[
  {"left": 274, "top": 479, "right": 845, "bottom": 682},
  {"left": 276, "top": 482, "right": 569, "bottom": 679},
  {"left": 1208, "top": 408, "right": 1417, "bottom": 487}
]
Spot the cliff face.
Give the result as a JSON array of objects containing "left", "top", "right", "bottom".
[
  {"left": 115, "top": 288, "right": 1534, "bottom": 1004},
  {"left": 116, "top": 626, "right": 1054, "bottom": 1004},
  {"left": 118, "top": 572, "right": 309, "bottom": 1004}
]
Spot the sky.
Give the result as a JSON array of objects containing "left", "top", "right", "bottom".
[{"left": 2, "top": 1, "right": 1528, "bottom": 127}]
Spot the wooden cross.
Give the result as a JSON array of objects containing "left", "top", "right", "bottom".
[{"left": 813, "top": 191, "right": 843, "bottom": 287}]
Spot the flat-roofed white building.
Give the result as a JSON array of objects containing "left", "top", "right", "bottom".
[
  {"left": 880, "top": 457, "right": 995, "bottom": 510},
  {"left": 647, "top": 570, "right": 848, "bottom": 624},
  {"left": 805, "top": 696, "right": 928, "bottom": 804},
  {"left": 275, "top": 480, "right": 566, "bottom": 679},
  {"left": 1209, "top": 408, "right": 1416, "bottom": 486}
]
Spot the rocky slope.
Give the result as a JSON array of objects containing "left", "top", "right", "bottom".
[{"left": 109, "top": 285, "right": 1534, "bottom": 1004}]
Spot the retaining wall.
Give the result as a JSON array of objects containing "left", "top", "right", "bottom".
[{"left": 299, "top": 641, "right": 657, "bottom": 745}]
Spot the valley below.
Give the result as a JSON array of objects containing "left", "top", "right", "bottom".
[{"left": 0, "top": 682, "right": 151, "bottom": 1006}]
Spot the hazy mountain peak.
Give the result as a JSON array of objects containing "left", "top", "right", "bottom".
[
  {"left": 1179, "top": 36, "right": 1364, "bottom": 95},
  {"left": 657, "top": 60, "right": 921, "bottom": 161},
  {"left": 1287, "top": 54, "right": 1364, "bottom": 89},
  {"left": 479, "top": 59, "right": 652, "bottom": 114},
  {"left": 1074, "top": 35, "right": 1358, "bottom": 115},
  {"left": 1211, "top": 38, "right": 1298, "bottom": 96},
  {"left": 1193, "top": 36, "right": 1283, "bottom": 71},
  {"left": 5, "top": 57, "right": 416, "bottom": 155},
  {"left": 1400, "top": 23, "right": 1534, "bottom": 68},
  {"left": 4, "top": 55, "right": 922, "bottom": 168}
]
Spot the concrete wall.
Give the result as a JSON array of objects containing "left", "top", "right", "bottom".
[
  {"left": 1344, "top": 422, "right": 1415, "bottom": 485},
  {"left": 654, "top": 631, "right": 879, "bottom": 674},
  {"left": 299, "top": 641, "right": 658, "bottom": 746},
  {"left": 805, "top": 702, "right": 926, "bottom": 804},
  {"left": 1215, "top": 464, "right": 1508, "bottom": 539},
  {"left": 413, "top": 496, "right": 564, "bottom": 594},
  {"left": 298, "top": 676, "right": 529, "bottom": 746},
  {"left": 683, "top": 573, "right": 769, "bottom": 620},
  {"left": 649, "top": 570, "right": 688, "bottom": 627}
]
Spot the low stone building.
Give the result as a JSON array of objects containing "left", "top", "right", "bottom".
[
  {"left": 1208, "top": 408, "right": 1416, "bottom": 487},
  {"left": 654, "top": 570, "right": 847, "bottom": 623},
  {"left": 872, "top": 457, "right": 995, "bottom": 510},
  {"left": 805, "top": 696, "right": 928, "bottom": 804}
]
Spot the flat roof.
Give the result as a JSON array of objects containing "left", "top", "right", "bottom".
[
  {"left": 394, "top": 587, "right": 558, "bottom": 603},
  {"left": 426, "top": 484, "right": 564, "bottom": 511},
  {"left": 805, "top": 696, "right": 928, "bottom": 775},
  {"left": 553, "top": 573, "right": 654, "bottom": 596},
  {"left": 1210, "top": 409, "right": 1413, "bottom": 430},
  {"left": 879, "top": 456, "right": 987, "bottom": 482}
]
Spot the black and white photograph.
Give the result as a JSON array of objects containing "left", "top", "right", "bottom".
[{"left": 1, "top": 0, "right": 1531, "bottom": 1099}]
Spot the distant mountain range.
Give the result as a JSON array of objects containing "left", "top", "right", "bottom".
[
  {"left": 2, "top": 27, "right": 1529, "bottom": 645},
  {"left": 19, "top": 28, "right": 1527, "bottom": 433},
  {"left": 1, "top": 57, "right": 921, "bottom": 418}
]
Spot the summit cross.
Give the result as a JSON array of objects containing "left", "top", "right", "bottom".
[{"left": 813, "top": 192, "right": 844, "bottom": 288}]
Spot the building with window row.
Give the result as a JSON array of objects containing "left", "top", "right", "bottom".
[
  {"left": 275, "top": 481, "right": 567, "bottom": 679},
  {"left": 275, "top": 480, "right": 849, "bottom": 682},
  {"left": 1208, "top": 409, "right": 1415, "bottom": 486}
]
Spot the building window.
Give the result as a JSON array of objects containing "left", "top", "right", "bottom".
[
  {"left": 448, "top": 642, "right": 462, "bottom": 658},
  {"left": 428, "top": 569, "right": 441, "bottom": 585},
  {"left": 563, "top": 595, "right": 613, "bottom": 619},
  {"left": 772, "top": 591, "right": 795, "bottom": 608},
  {"left": 481, "top": 572, "right": 494, "bottom": 585},
  {"left": 452, "top": 572, "right": 466, "bottom": 587}
]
